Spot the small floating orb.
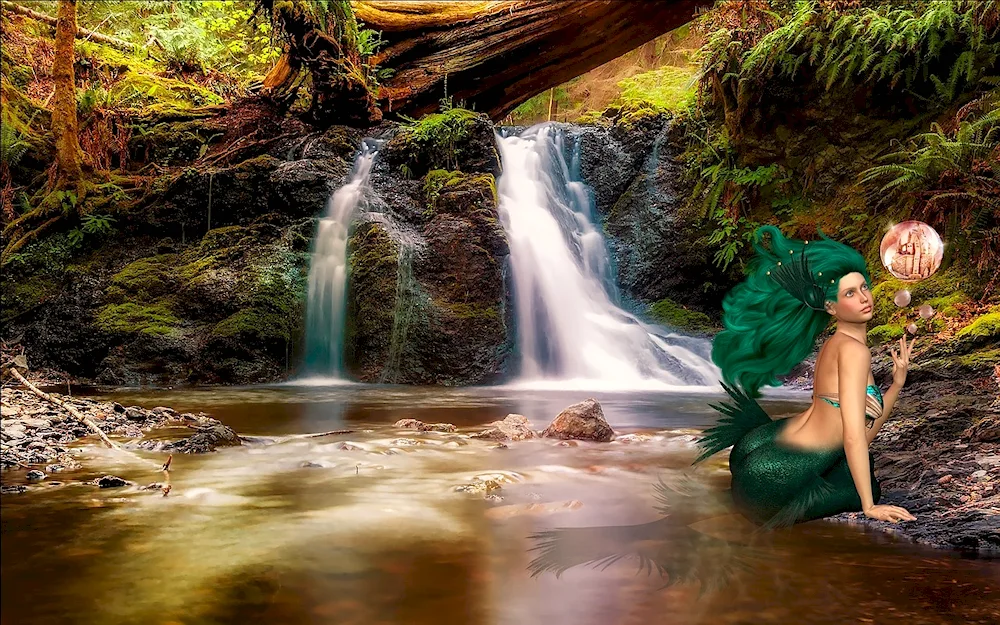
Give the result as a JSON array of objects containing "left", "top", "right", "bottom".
[
  {"left": 893, "top": 289, "right": 911, "bottom": 307},
  {"left": 906, "top": 323, "right": 918, "bottom": 335},
  {"left": 879, "top": 220, "right": 944, "bottom": 282},
  {"left": 918, "top": 304, "right": 935, "bottom": 319}
]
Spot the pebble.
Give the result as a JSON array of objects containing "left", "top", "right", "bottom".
[
  {"left": 970, "top": 470, "right": 988, "bottom": 480},
  {"left": 26, "top": 469, "right": 46, "bottom": 481},
  {"left": 937, "top": 474, "right": 953, "bottom": 484}
]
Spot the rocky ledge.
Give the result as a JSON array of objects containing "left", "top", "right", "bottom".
[{"left": 831, "top": 374, "right": 999, "bottom": 554}]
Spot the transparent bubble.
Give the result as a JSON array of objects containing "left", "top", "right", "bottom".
[
  {"left": 893, "top": 289, "right": 911, "bottom": 307},
  {"left": 918, "top": 304, "right": 935, "bottom": 319},
  {"left": 906, "top": 323, "right": 918, "bottom": 335},
  {"left": 879, "top": 221, "right": 944, "bottom": 282}
]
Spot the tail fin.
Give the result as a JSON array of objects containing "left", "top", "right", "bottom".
[{"left": 693, "top": 382, "right": 772, "bottom": 464}]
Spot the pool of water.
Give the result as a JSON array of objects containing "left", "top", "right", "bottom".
[{"left": 2, "top": 384, "right": 997, "bottom": 624}]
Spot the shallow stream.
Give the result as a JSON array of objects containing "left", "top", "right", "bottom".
[{"left": 2, "top": 385, "right": 997, "bottom": 624}]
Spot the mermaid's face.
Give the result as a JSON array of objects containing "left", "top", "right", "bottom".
[{"left": 825, "top": 272, "right": 873, "bottom": 322}]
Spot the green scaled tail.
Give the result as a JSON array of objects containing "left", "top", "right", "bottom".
[{"left": 693, "top": 381, "right": 772, "bottom": 464}]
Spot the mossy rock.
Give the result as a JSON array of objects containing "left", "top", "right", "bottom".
[
  {"left": 955, "top": 311, "right": 1000, "bottom": 350},
  {"left": 105, "top": 255, "right": 178, "bottom": 302},
  {"left": 129, "top": 119, "right": 223, "bottom": 166},
  {"left": 869, "top": 268, "right": 966, "bottom": 326},
  {"left": 867, "top": 323, "right": 905, "bottom": 345},
  {"left": 423, "top": 170, "right": 497, "bottom": 214},
  {"left": 647, "top": 298, "right": 717, "bottom": 333},
  {"left": 382, "top": 108, "right": 500, "bottom": 177},
  {"left": 95, "top": 302, "right": 181, "bottom": 336},
  {"left": 345, "top": 221, "right": 400, "bottom": 373},
  {"left": 211, "top": 309, "right": 291, "bottom": 342}
]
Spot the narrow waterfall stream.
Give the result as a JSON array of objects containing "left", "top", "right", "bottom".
[
  {"left": 496, "top": 124, "right": 719, "bottom": 390},
  {"left": 301, "top": 146, "right": 377, "bottom": 378}
]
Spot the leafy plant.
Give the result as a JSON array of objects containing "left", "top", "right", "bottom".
[{"left": 860, "top": 90, "right": 1000, "bottom": 275}]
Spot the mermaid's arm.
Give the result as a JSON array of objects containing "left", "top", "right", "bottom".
[
  {"left": 866, "top": 381, "right": 903, "bottom": 444},
  {"left": 869, "top": 334, "right": 916, "bottom": 443},
  {"left": 839, "top": 341, "right": 877, "bottom": 512}
]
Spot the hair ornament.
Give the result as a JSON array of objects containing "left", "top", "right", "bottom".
[{"left": 768, "top": 247, "right": 827, "bottom": 311}]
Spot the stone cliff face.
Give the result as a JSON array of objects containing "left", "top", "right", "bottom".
[
  {"left": 3, "top": 104, "right": 711, "bottom": 387},
  {"left": 571, "top": 116, "right": 731, "bottom": 316},
  {"left": 345, "top": 111, "right": 514, "bottom": 385}
]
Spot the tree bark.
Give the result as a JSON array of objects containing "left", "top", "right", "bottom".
[
  {"left": 51, "top": 0, "right": 85, "bottom": 188},
  {"left": 257, "top": 0, "right": 381, "bottom": 126},
  {"left": 353, "top": 0, "right": 711, "bottom": 121}
]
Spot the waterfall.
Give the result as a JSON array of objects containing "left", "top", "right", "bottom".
[
  {"left": 496, "top": 124, "right": 719, "bottom": 390},
  {"left": 302, "top": 146, "right": 377, "bottom": 378}
]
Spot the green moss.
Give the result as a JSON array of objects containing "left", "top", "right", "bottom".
[
  {"left": 424, "top": 169, "right": 465, "bottom": 203},
  {"left": 106, "top": 255, "right": 177, "bottom": 301},
  {"left": 441, "top": 302, "right": 500, "bottom": 322},
  {"left": 615, "top": 101, "right": 667, "bottom": 133},
  {"left": 78, "top": 41, "right": 223, "bottom": 112},
  {"left": 576, "top": 110, "right": 612, "bottom": 126},
  {"left": 956, "top": 348, "right": 1000, "bottom": 370},
  {"left": 956, "top": 311, "right": 1000, "bottom": 343},
  {"left": 95, "top": 302, "right": 181, "bottom": 336},
  {"left": 423, "top": 170, "right": 497, "bottom": 210},
  {"left": 211, "top": 309, "right": 290, "bottom": 341},
  {"left": 2, "top": 276, "right": 60, "bottom": 320},
  {"left": 404, "top": 107, "right": 479, "bottom": 146},
  {"left": 648, "top": 298, "right": 716, "bottom": 332},
  {"left": 346, "top": 222, "right": 400, "bottom": 359},
  {"left": 869, "top": 268, "right": 966, "bottom": 326},
  {"left": 867, "top": 323, "right": 905, "bottom": 344}
]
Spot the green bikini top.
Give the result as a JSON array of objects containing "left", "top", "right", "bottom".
[{"left": 816, "top": 384, "right": 884, "bottom": 423}]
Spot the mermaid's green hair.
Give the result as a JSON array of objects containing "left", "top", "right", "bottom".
[{"left": 711, "top": 225, "right": 870, "bottom": 398}]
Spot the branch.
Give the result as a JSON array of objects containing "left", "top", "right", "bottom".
[
  {"left": 1, "top": 0, "right": 139, "bottom": 53},
  {"left": 9, "top": 367, "right": 119, "bottom": 449}
]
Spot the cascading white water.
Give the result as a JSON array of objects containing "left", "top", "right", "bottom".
[
  {"left": 302, "top": 147, "right": 377, "bottom": 378},
  {"left": 496, "top": 124, "right": 719, "bottom": 390}
]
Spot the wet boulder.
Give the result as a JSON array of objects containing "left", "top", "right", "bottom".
[
  {"left": 541, "top": 399, "right": 615, "bottom": 442},
  {"left": 379, "top": 108, "right": 501, "bottom": 178},
  {"left": 270, "top": 159, "right": 351, "bottom": 219},
  {"left": 471, "top": 414, "right": 537, "bottom": 442}
]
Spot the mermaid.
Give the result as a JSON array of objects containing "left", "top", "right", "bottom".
[{"left": 694, "top": 225, "right": 918, "bottom": 529}]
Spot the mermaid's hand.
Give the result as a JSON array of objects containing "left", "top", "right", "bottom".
[
  {"left": 863, "top": 504, "right": 916, "bottom": 523},
  {"left": 890, "top": 334, "right": 915, "bottom": 386}
]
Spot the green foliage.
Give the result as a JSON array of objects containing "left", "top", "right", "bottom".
[
  {"left": 397, "top": 107, "right": 482, "bottom": 172},
  {"left": 703, "top": 0, "right": 1000, "bottom": 104},
  {"left": 647, "top": 298, "right": 716, "bottom": 332},
  {"left": 616, "top": 66, "right": 698, "bottom": 112},
  {"left": 0, "top": 113, "right": 31, "bottom": 168},
  {"left": 67, "top": 214, "right": 118, "bottom": 247},
  {"left": 859, "top": 91, "right": 999, "bottom": 275}
]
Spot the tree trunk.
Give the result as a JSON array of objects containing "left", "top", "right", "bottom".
[
  {"left": 51, "top": 0, "right": 84, "bottom": 189},
  {"left": 257, "top": 0, "right": 382, "bottom": 126},
  {"left": 353, "top": 0, "right": 711, "bottom": 121}
]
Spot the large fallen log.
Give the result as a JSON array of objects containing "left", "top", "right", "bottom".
[
  {"left": 1, "top": 0, "right": 139, "bottom": 53},
  {"left": 356, "top": 0, "right": 710, "bottom": 121}
]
